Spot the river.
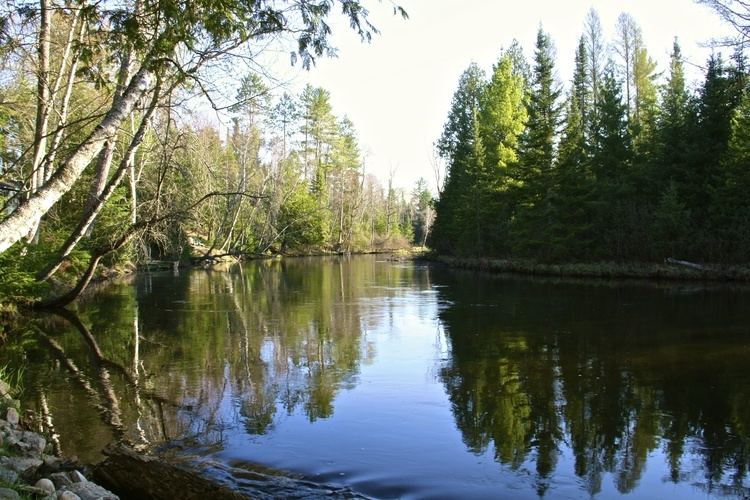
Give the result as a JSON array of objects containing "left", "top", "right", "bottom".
[{"left": 2, "top": 255, "right": 750, "bottom": 499}]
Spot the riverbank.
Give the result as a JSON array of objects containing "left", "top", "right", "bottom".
[
  {"left": 425, "top": 254, "right": 750, "bottom": 282},
  {"left": 0, "top": 383, "right": 119, "bottom": 500},
  {"left": 0, "top": 365, "right": 370, "bottom": 499}
]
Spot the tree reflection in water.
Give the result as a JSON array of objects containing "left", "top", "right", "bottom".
[
  {"left": 3, "top": 257, "right": 413, "bottom": 461},
  {"left": 1, "top": 258, "right": 749, "bottom": 498},
  {"left": 435, "top": 267, "right": 750, "bottom": 497}
]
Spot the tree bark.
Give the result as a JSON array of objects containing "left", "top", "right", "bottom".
[
  {"left": 27, "top": 0, "right": 52, "bottom": 242},
  {"left": 43, "top": 17, "right": 85, "bottom": 181},
  {"left": 0, "top": 66, "right": 153, "bottom": 253},
  {"left": 38, "top": 90, "right": 157, "bottom": 281},
  {"left": 83, "top": 47, "right": 137, "bottom": 222}
]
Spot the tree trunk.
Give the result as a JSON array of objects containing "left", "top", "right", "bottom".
[
  {"left": 27, "top": 0, "right": 52, "bottom": 242},
  {"left": 0, "top": 66, "right": 152, "bottom": 253},
  {"left": 43, "top": 18, "right": 85, "bottom": 181},
  {"left": 38, "top": 87, "right": 158, "bottom": 280},
  {"left": 83, "top": 50, "right": 135, "bottom": 224}
]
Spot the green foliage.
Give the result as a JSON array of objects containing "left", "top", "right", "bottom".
[
  {"left": 430, "top": 50, "right": 528, "bottom": 256},
  {"left": 278, "top": 183, "right": 329, "bottom": 251},
  {"left": 512, "top": 27, "right": 563, "bottom": 258},
  {"left": 652, "top": 183, "right": 690, "bottom": 257},
  {"left": 431, "top": 10, "right": 750, "bottom": 264},
  {"left": 0, "top": 247, "right": 51, "bottom": 305}
]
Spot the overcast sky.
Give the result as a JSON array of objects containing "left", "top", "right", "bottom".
[{"left": 253, "top": 0, "right": 736, "bottom": 192}]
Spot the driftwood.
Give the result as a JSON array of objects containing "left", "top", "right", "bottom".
[
  {"left": 94, "top": 444, "right": 369, "bottom": 500},
  {"left": 94, "top": 445, "right": 245, "bottom": 500},
  {"left": 665, "top": 257, "right": 710, "bottom": 271}
]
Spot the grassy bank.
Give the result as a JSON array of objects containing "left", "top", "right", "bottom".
[{"left": 425, "top": 255, "right": 750, "bottom": 282}]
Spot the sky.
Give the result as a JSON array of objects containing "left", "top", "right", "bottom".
[{"left": 252, "top": 0, "right": 736, "bottom": 192}]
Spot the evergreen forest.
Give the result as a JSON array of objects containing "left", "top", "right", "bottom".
[{"left": 430, "top": 10, "right": 750, "bottom": 264}]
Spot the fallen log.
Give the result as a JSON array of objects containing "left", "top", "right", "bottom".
[
  {"left": 94, "top": 445, "right": 246, "bottom": 500},
  {"left": 665, "top": 257, "right": 710, "bottom": 271},
  {"left": 94, "top": 444, "right": 369, "bottom": 499}
]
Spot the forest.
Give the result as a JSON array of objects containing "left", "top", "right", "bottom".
[
  {"left": 0, "top": 0, "right": 430, "bottom": 306},
  {"left": 1, "top": 0, "right": 749, "bottom": 307},
  {"left": 430, "top": 8, "right": 750, "bottom": 264}
]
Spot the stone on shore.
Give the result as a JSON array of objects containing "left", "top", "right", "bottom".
[
  {"left": 0, "top": 417, "right": 116, "bottom": 500},
  {"left": 35, "top": 478, "right": 56, "bottom": 495},
  {"left": 0, "top": 487, "right": 19, "bottom": 500},
  {"left": 0, "top": 467, "right": 18, "bottom": 484},
  {"left": 4, "top": 409, "right": 18, "bottom": 427},
  {"left": 69, "top": 470, "right": 87, "bottom": 483},
  {"left": 61, "top": 482, "right": 118, "bottom": 500},
  {"left": 58, "top": 492, "right": 82, "bottom": 500},
  {"left": 49, "top": 472, "right": 74, "bottom": 489},
  {"left": 22, "top": 431, "right": 46, "bottom": 454},
  {"left": 1, "top": 456, "right": 42, "bottom": 475}
]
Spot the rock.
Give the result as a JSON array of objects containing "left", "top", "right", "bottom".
[
  {"left": 49, "top": 472, "right": 74, "bottom": 489},
  {"left": 8, "top": 439, "right": 30, "bottom": 453},
  {"left": 0, "top": 487, "right": 19, "bottom": 500},
  {"left": 61, "top": 482, "right": 118, "bottom": 500},
  {"left": 18, "top": 485, "right": 49, "bottom": 496},
  {"left": 34, "top": 479, "right": 55, "bottom": 495},
  {"left": 43, "top": 456, "right": 63, "bottom": 471},
  {"left": 21, "top": 432, "right": 46, "bottom": 454},
  {"left": 0, "top": 381, "right": 11, "bottom": 398},
  {"left": 0, "top": 467, "right": 18, "bottom": 484},
  {"left": 57, "top": 492, "right": 81, "bottom": 500},
  {"left": 4, "top": 409, "right": 18, "bottom": 427},
  {"left": 68, "top": 471, "right": 87, "bottom": 483},
  {"left": 3, "top": 457, "right": 42, "bottom": 475}
]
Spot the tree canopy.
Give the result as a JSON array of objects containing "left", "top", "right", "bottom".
[{"left": 430, "top": 11, "right": 750, "bottom": 264}]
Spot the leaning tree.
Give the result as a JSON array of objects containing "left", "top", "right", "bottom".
[{"left": 0, "top": 0, "right": 407, "bottom": 254}]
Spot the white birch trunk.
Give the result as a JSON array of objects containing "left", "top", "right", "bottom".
[{"left": 0, "top": 67, "right": 152, "bottom": 253}]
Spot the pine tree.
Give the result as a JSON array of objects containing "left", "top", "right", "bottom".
[
  {"left": 590, "top": 64, "right": 634, "bottom": 258},
  {"left": 513, "top": 27, "right": 563, "bottom": 257},
  {"left": 709, "top": 90, "right": 750, "bottom": 260},
  {"left": 480, "top": 51, "right": 528, "bottom": 182},
  {"left": 552, "top": 90, "right": 596, "bottom": 260},
  {"left": 299, "top": 85, "right": 337, "bottom": 190},
  {"left": 632, "top": 46, "right": 659, "bottom": 152},
  {"left": 655, "top": 40, "right": 691, "bottom": 189},
  {"left": 430, "top": 64, "right": 487, "bottom": 254},
  {"left": 479, "top": 50, "right": 529, "bottom": 254}
]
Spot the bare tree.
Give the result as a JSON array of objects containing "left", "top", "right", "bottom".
[{"left": 698, "top": 0, "right": 750, "bottom": 43}]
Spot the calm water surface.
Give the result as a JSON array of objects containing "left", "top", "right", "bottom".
[{"left": 3, "top": 255, "right": 750, "bottom": 499}]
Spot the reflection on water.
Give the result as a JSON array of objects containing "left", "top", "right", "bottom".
[{"left": 2, "top": 256, "right": 750, "bottom": 498}]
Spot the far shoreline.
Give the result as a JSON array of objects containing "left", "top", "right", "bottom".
[{"left": 422, "top": 254, "right": 750, "bottom": 284}]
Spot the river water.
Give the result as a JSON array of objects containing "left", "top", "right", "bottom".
[{"left": 3, "top": 255, "right": 750, "bottom": 498}]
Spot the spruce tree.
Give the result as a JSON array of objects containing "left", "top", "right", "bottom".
[
  {"left": 685, "top": 54, "right": 740, "bottom": 252},
  {"left": 655, "top": 40, "right": 691, "bottom": 188},
  {"left": 430, "top": 64, "right": 487, "bottom": 254},
  {"left": 513, "top": 27, "right": 563, "bottom": 257},
  {"left": 709, "top": 89, "right": 750, "bottom": 260},
  {"left": 590, "top": 64, "right": 634, "bottom": 258},
  {"left": 552, "top": 90, "right": 596, "bottom": 260},
  {"left": 479, "top": 50, "right": 529, "bottom": 254}
]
